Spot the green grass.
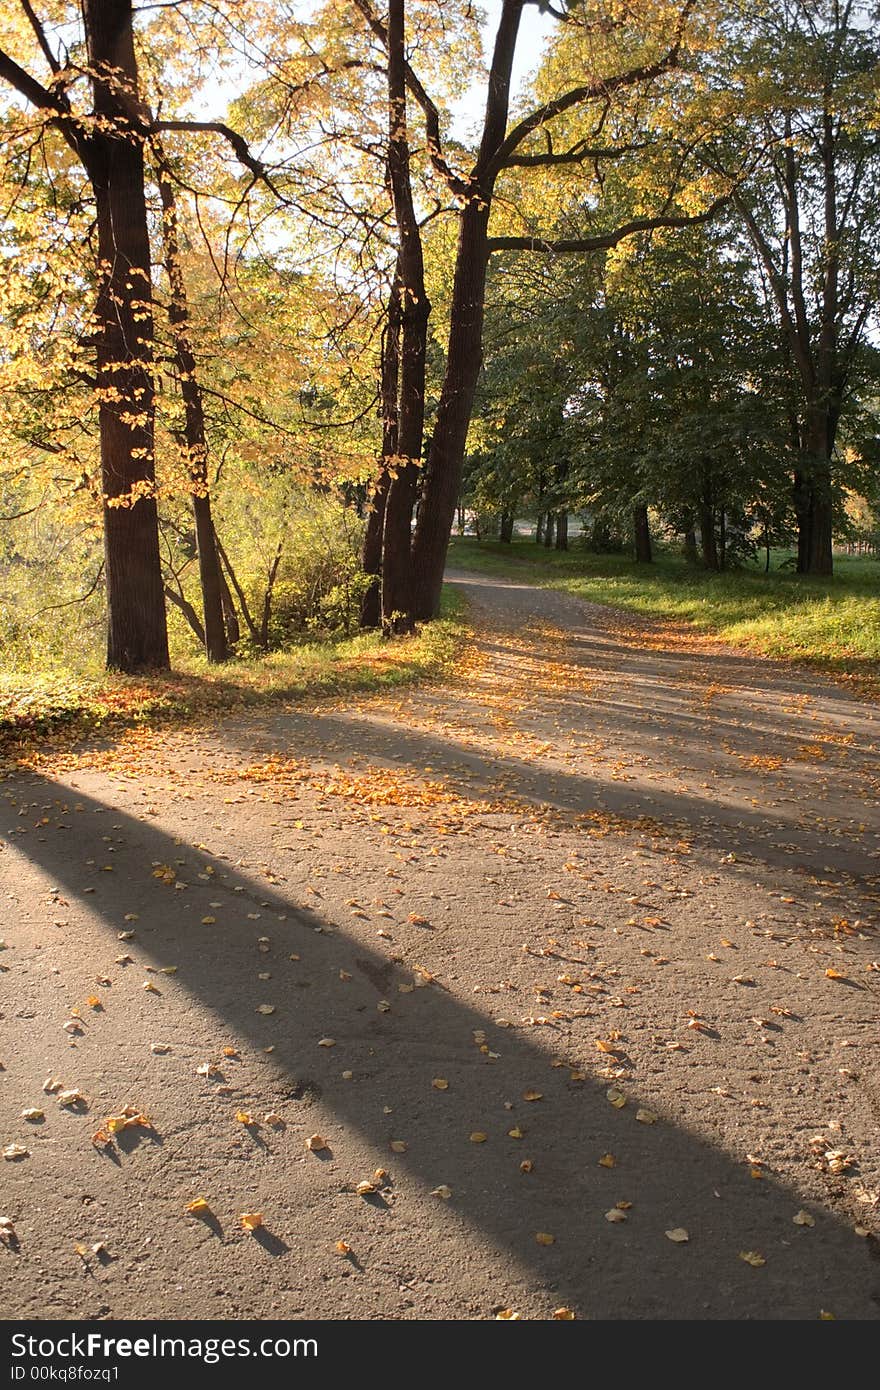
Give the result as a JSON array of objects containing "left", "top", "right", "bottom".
[
  {"left": 448, "top": 537, "right": 880, "bottom": 684},
  {"left": 0, "top": 587, "right": 469, "bottom": 754}
]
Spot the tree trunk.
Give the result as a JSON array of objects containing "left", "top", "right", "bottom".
[
  {"left": 682, "top": 518, "right": 698, "bottom": 564},
  {"left": 381, "top": 0, "right": 430, "bottom": 633},
  {"left": 633, "top": 505, "right": 652, "bottom": 563},
  {"left": 409, "top": 198, "right": 492, "bottom": 619},
  {"left": 155, "top": 151, "right": 227, "bottom": 662},
  {"left": 699, "top": 503, "right": 718, "bottom": 570},
  {"left": 543, "top": 512, "right": 555, "bottom": 548},
  {"left": 535, "top": 513, "right": 545, "bottom": 545},
  {"left": 499, "top": 509, "right": 514, "bottom": 543},
  {"left": 84, "top": 0, "right": 168, "bottom": 671},
  {"left": 409, "top": 1, "right": 523, "bottom": 620},
  {"left": 361, "top": 279, "right": 401, "bottom": 628},
  {"left": 555, "top": 510, "right": 568, "bottom": 550}
]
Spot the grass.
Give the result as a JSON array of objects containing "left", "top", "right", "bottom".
[
  {"left": 0, "top": 587, "right": 468, "bottom": 755},
  {"left": 448, "top": 537, "right": 880, "bottom": 685}
]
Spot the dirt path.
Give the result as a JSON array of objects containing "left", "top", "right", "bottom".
[{"left": 2, "top": 572, "right": 879, "bottom": 1321}]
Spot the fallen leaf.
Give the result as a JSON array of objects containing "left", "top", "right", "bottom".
[
  {"left": 665, "top": 1228, "right": 689, "bottom": 1243},
  {"left": 240, "top": 1212, "right": 263, "bottom": 1231},
  {"left": 598, "top": 1153, "right": 617, "bottom": 1168},
  {"left": 306, "top": 1134, "right": 327, "bottom": 1152},
  {"left": 793, "top": 1210, "right": 816, "bottom": 1227},
  {"left": 335, "top": 1240, "right": 351, "bottom": 1255},
  {"left": 496, "top": 1310, "right": 520, "bottom": 1320},
  {"left": 356, "top": 1180, "right": 377, "bottom": 1196},
  {"left": 522, "top": 1089, "right": 543, "bottom": 1102},
  {"left": 235, "top": 1112, "right": 256, "bottom": 1126},
  {"left": 390, "top": 1140, "right": 407, "bottom": 1153},
  {"left": 553, "top": 1308, "right": 575, "bottom": 1320},
  {"left": 431, "top": 1185, "right": 452, "bottom": 1199},
  {"left": 21, "top": 1109, "right": 44, "bottom": 1122},
  {"left": 606, "top": 1088, "right": 626, "bottom": 1108},
  {"left": 535, "top": 1232, "right": 555, "bottom": 1245},
  {"left": 636, "top": 1108, "right": 657, "bottom": 1125},
  {"left": 263, "top": 1111, "right": 284, "bottom": 1126},
  {"left": 317, "top": 1037, "right": 336, "bottom": 1047},
  {"left": 825, "top": 968, "right": 847, "bottom": 981},
  {"left": 739, "top": 1250, "right": 765, "bottom": 1267},
  {"left": 3, "top": 1145, "right": 29, "bottom": 1160},
  {"left": 605, "top": 1208, "right": 627, "bottom": 1223},
  {"left": 256, "top": 1004, "right": 275, "bottom": 1015},
  {"left": 469, "top": 1132, "right": 488, "bottom": 1143},
  {"left": 58, "top": 1090, "right": 87, "bottom": 1108},
  {"left": 507, "top": 1127, "right": 525, "bottom": 1140},
  {"left": 185, "top": 1198, "right": 211, "bottom": 1216},
  {"left": 520, "top": 1160, "right": 534, "bottom": 1173},
  {"left": 150, "top": 1043, "right": 172, "bottom": 1055},
  {"left": 104, "top": 1107, "right": 150, "bottom": 1134},
  {"left": 432, "top": 1078, "right": 449, "bottom": 1091}
]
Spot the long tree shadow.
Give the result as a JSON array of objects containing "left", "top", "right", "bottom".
[
  {"left": 3, "top": 772, "right": 878, "bottom": 1319},
  {"left": 209, "top": 706, "right": 880, "bottom": 896}
]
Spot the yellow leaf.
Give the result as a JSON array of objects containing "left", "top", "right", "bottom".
[
  {"left": 665, "top": 1228, "right": 689, "bottom": 1243},
  {"left": 606, "top": 1088, "right": 626, "bottom": 1108},
  {"left": 240, "top": 1212, "right": 263, "bottom": 1231},
  {"left": 496, "top": 1310, "right": 520, "bottom": 1320},
  {"left": 793, "top": 1210, "right": 815, "bottom": 1227},
  {"left": 469, "top": 1132, "right": 488, "bottom": 1143},
  {"left": 553, "top": 1308, "right": 575, "bottom": 1320},
  {"left": 142, "top": 981, "right": 160, "bottom": 994},
  {"left": 636, "top": 1108, "right": 657, "bottom": 1124},
  {"left": 318, "top": 1037, "right": 336, "bottom": 1047},
  {"left": 87, "top": 996, "right": 102, "bottom": 1009},
  {"left": 201, "top": 916, "right": 216, "bottom": 925},
  {"left": 819, "top": 1310, "right": 835, "bottom": 1320},
  {"left": 598, "top": 1153, "right": 616, "bottom": 1168},
  {"left": 356, "top": 1180, "right": 377, "bottom": 1196},
  {"left": 739, "top": 1250, "right": 765, "bottom": 1267},
  {"left": 605, "top": 1209, "right": 627, "bottom": 1223},
  {"left": 507, "top": 1127, "right": 525, "bottom": 1140},
  {"left": 825, "top": 968, "right": 847, "bottom": 980},
  {"left": 235, "top": 1112, "right": 255, "bottom": 1126},
  {"left": 520, "top": 1160, "right": 534, "bottom": 1173},
  {"left": 256, "top": 1004, "right": 275, "bottom": 1015},
  {"left": 431, "top": 1185, "right": 452, "bottom": 1199},
  {"left": 390, "top": 1140, "right": 407, "bottom": 1153},
  {"left": 306, "top": 1134, "right": 327, "bottom": 1152},
  {"left": 522, "top": 1090, "right": 543, "bottom": 1102},
  {"left": 185, "top": 1198, "right": 211, "bottom": 1216},
  {"left": 535, "top": 1232, "right": 555, "bottom": 1245},
  {"left": 432, "top": 1078, "right": 449, "bottom": 1090},
  {"left": 335, "top": 1240, "right": 351, "bottom": 1255}
]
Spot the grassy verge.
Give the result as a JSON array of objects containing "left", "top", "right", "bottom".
[
  {"left": 448, "top": 537, "right": 880, "bottom": 684},
  {"left": 0, "top": 587, "right": 468, "bottom": 754}
]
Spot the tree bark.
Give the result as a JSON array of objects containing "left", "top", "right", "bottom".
[
  {"left": 155, "top": 151, "right": 228, "bottom": 662},
  {"left": 380, "top": 0, "right": 430, "bottom": 632},
  {"left": 499, "top": 509, "right": 514, "bottom": 542},
  {"left": 633, "top": 504, "right": 652, "bottom": 562},
  {"left": 555, "top": 510, "right": 568, "bottom": 550},
  {"left": 409, "top": 1, "right": 523, "bottom": 619},
  {"left": 84, "top": 0, "right": 169, "bottom": 670},
  {"left": 543, "top": 512, "right": 555, "bottom": 548},
  {"left": 361, "top": 278, "right": 401, "bottom": 628}
]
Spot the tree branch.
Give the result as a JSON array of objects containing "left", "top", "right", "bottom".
[
  {"left": 19, "top": 1, "right": 60, "bottom": 75},
  {"left": 486, "top": 197, "right": 730, "bottom": 255},
  {"left": 491, "top": 0, "right": 695, "bottom": 175},
  {"left": 350, "top": 0, "right": 469, "bottom": 197}
]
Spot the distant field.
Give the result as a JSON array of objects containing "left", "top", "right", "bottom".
[{"left": 448, "top": 537, "right": 880, "bottom": 687}]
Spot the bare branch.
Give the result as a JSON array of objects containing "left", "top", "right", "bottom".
[{"left": 486, "top": 197, "right": 731, "bottom": 255}]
